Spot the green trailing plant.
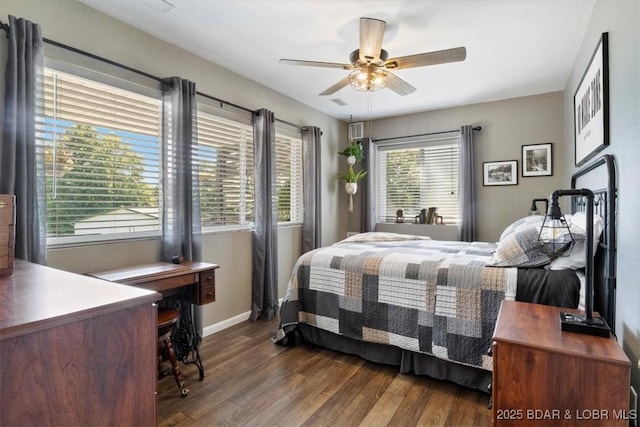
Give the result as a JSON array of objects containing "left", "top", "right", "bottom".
[
  {"left": 337, "top": 141, "right": 364, "bottom": 161},
  {"left": 336, "top": 165, "right": 367, "bottom": 183},
  {"left": 337, "top": 141, "right": 366, "bottom": 183}
]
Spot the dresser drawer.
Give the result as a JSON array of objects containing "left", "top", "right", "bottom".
[{"left": 195, "top": 269, "right": 216, "bottom": 305}]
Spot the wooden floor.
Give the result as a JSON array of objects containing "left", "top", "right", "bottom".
[{"left": 157, "top": 319, "right": 492, "bottom": 427}]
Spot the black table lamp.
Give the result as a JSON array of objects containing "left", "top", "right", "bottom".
[
  {"left": 541, "top": 189, "right": 610, "bottom": 337},
  {"left": 529, "top": 198, "right": 548, "bottom": 216}
]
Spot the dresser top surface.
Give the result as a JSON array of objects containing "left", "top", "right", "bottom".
[{"left": 0, "top": 260, "right": 161, "bottom": 340}]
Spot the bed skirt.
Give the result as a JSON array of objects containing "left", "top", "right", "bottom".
[{"left": 293, "top": 324, "right": 493, "bottom": 394}]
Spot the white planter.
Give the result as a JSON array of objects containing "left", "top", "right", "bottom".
[
  {"left": 346, "top": 155, "right": 356, "bottom": 166},
  {"left": 345, "top": 182, "right": 358, "bottom": 195},
  {"left": 344, "top": 182, "right": 358, "bottom": 213}
]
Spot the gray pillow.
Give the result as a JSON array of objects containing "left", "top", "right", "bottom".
[{"left": 491, "top": 215, "right": 574, "bottom": 267}]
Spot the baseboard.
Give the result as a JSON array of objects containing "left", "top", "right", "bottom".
[
  {"left": 201, "top": 310, "right": 251, "bottom": 337},
  {"left": 201, "top": 298, "right": 284, "bottom": 338}
]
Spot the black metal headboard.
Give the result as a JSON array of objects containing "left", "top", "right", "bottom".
[{"left": 570, "top": 154, "right": 616, "bottom": 331}]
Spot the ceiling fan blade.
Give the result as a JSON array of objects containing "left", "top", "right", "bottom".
[
  {"left": 359, "top": 17, "right": 386, "bottom": 63},
  {"left": 279, "top": 59, "right": 354, "bottom": 70},
  {"left": 319, "top": 76, "right": 350, "bottom": 96},
  {"left": 385, "top": 47, "right": 467, "bottom": 70},
  {"left": 385, "top": 71, "right": 416, "bottom": 96}
]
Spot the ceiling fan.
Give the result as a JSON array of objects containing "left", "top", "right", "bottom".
[{"left": 280, "top": 17, "right": 467, "bottom": 96}]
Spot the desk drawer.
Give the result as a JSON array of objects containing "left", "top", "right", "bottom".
[{"left": 196, "top": 269, "right": 216, "bottom": 305}]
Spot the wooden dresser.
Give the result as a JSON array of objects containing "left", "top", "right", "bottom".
[
  {"left": 0, "top": 260, "right": 161, "bottom": 426},
  {"left": 492, "top": 300, "right": 631, "bottom": 426}
]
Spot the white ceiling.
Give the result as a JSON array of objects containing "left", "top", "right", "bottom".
[{"left": 79, "top": 0, "right": 595, "bottom": 122}]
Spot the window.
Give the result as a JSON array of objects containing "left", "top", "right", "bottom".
[
  {"left": 376, "top": 137, "right": 459, "bottom": 224},
  {"left": 38, "top": 67, "right": 162, "bottom": 244},
  {"left": 196, "top": 102, "right": 254, "bottom": 230},
  {"left": 274, "top": 128, "right": 303, "bottom": 223},
  {"left": 37, "top": 52, "right": 303, "bottom": 244}
]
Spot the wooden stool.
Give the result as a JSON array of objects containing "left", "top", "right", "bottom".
[{"left": 157, "top": 308, "right": 189, "bottom": 397}]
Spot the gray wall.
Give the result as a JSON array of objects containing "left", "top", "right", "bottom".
[
  {"left": 364, "top": 92, "right": 566, "bottom": 242},
  {"left": 562, "top": 0, "right": 640, "bottom": 397},
  {"left": 0, "top": 0, "right": 347, "bottom": 330}
]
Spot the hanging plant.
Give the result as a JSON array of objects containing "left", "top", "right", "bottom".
[
  {"left": 337, "top": 141, "right": 364, "bottom": 162},
  {"left": 337, "top": 141, "right": 366, "bottom": 212},
  {"left": 336, "top": 164, "right": 367, "bottom": 183},
  {"left": 337, "top": 165, "right": 367, "bottom": 212}
]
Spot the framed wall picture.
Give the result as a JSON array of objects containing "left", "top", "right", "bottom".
[
  {"left": 483, "top": 160, "right": 518, "bottom": 186},
  {"left": 574, "top": 32, "right": 609, "bottom": 166},
  {"left": 522, "top": 143, "right": 552, "bottom": 177}
]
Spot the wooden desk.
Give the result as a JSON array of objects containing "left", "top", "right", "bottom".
[
  {"left": 88, "top": 261, "right": 219, "bottom": 304},
  {"left": 492, "top": 301, "right": 631, "bottom": 426},
  {"left": 87, "top": 261, "right": 219, "bottom": 380},
  {"left": 0, "top": 260, "right": 161, "bottom": 426}
]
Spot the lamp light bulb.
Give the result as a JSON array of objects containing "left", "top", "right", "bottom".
[{"left": 549, "top": 218, "right": 565, "bottom": 241}]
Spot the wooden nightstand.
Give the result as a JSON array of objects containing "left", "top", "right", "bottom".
[{"left": 492, "top": 300, "right": 631, "bottom": 426}]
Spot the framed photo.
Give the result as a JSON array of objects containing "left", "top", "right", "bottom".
[
  {"left": 522, "top": 143, "right": 552, "bottom": 177},
  {"left": 483, "top": 160, "right": 518, "bottom": 186},
  {"left": 574, "top": 32, "right": 609, "bottom": 166}
]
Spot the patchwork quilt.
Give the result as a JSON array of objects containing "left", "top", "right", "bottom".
[{"left": 276, "top": 233, "right": 518, "bottom": 371}]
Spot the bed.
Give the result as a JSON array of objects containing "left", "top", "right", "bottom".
[{"left": 275, "top": 154, "right": 617, "bottom": 394}]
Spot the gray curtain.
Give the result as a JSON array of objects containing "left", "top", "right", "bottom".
[
  {"left": 160, "top": 77, "right": 201, "bottom": 262},
  {"left": 250, "top": 109, "right": 278, "bottom": 321},
  {"left": 360, "top": 137, "right": 376, "bottom": 232},
  {"left": 0, "top": 16, "right": 46, "bottom": 264},
  {"left": 301, "top": 126, "right": 321, "bottom": 253},
  {"left": 458, "top": 125, "right": 477, "bottom": 241}
]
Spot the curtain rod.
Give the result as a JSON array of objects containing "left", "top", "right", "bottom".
[
  {"left": 373, "top": 125, "right": 481, "bottom": 143},
  {"left": 50, "top": 35, "right": 253, "bottom": 116},
  {"left": 274, "top": 118, "right": 324, "bottom": 135},
  {"left": 275, "top": 117, "right": 305, "bottom": 131},
  {"left": 195, "top": 91, "right": 254, "bottom": 115},
  {"left": 44, "top": 38, "right": 164, "bottom": 84},
  {"left": 1, "top": 18, "right": 256, "bottom": 115},
  {"left": 47, "top": 37, "right": 254, "bottom": 114}
]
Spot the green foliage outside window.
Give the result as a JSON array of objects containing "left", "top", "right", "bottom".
[{"left": 45, "top": 123, "right": 157, "bottom": 236}]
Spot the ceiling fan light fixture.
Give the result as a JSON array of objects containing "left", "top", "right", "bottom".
[
  {"left": 348, "top": 68, "right": 388, "bottom": 92},
  {"left": 280, "top": 17, "right": 464, "bottom": 96}
]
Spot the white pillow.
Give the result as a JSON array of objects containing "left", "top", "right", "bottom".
[
  {"left": 548, "top": 240, "right": 587, "bottom": 270},
  {"left": 548, "top": 212, "right": 604, "bottom": 270},
  {"left": 569, "top": 211, "right": 604, "bottom": 252}
]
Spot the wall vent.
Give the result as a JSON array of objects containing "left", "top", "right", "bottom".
[{"left": 348, "top": 122, "right": 364, "bottom": 141}]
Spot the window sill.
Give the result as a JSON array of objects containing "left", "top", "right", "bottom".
[{"left": 47, "top": 222, "right": 303, "bottom": 248}]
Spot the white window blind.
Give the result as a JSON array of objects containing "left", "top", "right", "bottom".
[
  {"left": 274, "top": 130, "right": 303, "bottom": 223},
  {"left": 38, "top": 67, "right": 162, "bottom": 243},
  {"left": 196, "top": 103, "right": 254, "bottom": 230},
  {"left": 376, "top": 137, "right": 459, "bottom": 224}
]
